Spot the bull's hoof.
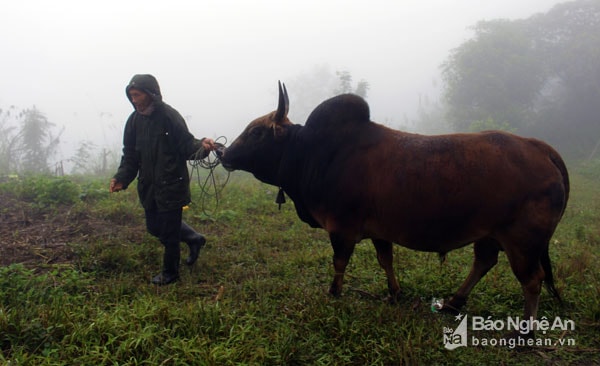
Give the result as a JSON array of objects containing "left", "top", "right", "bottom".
[
  {"left": 328, "top": 286, "right": 342, "bottom": 297},
  {"left": 439, "top": 303, "right": 461, "bottom": 315},
  {"left": 386, "top": 291, "right": 401, "bottom": 304},
  {"left": 439, "top": 296, "right": 466, "bottom": 315}
]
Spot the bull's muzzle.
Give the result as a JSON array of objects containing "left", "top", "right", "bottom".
[
  {"left": 215, "top": 145, "right": 226, "bottom": 159},
  {"left": 215, "top": 146, "right": 235, "bottom": 171}
]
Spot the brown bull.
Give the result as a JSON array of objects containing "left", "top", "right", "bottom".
[{"left": 218, "top": 82, "right": 569, "bottom": 330}]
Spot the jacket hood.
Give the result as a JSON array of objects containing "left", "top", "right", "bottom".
[{"left": 126, "top": 74, "right": 163, "bottom": 106}]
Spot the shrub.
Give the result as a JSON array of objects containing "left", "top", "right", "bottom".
[{"left": 18, "top": 175, "right": 80, "bottom": 207}]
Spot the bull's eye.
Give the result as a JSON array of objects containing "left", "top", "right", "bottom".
[{"left": 249, "top": 127, "right": 263, "bottom": 138}]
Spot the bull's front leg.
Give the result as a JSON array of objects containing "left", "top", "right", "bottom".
[{"left": 328, "top": 232, "right": 356, "bottom": 297}]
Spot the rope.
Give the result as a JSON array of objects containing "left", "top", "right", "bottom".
[{"left": 188, "top": 136, "right": 230, "bottom": 217}]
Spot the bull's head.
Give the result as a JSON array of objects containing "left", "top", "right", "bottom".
[{"left": 218, "top": 81, "right": 293, "bottom": 185}]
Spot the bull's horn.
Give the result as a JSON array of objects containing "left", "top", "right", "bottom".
[{"left": 275, "top": 81, "right": 289, "bottom": 122}]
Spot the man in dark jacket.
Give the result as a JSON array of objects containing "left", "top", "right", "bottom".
[{"left": 110, "top": 74, "right": 216, "bottom": 285}]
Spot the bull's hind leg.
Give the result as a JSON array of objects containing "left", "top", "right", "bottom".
[
  {"left": 502, "top": 188, "right": 564, "bottom": 334},
  {"left": 444, "top": 238, "right": 500, "bottom": 313},
  {"left": 503, "top": 243, "right": 547, "bottom": 334},
  {"left": 372, "top": 239, "right": 401, "bottom": 302},
  {"left": 328, "top": 232, "right": 356, "bottom": 297}
]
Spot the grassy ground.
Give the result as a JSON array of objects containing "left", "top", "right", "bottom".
[{"left": 0, "top": 162, "right": 599, "bottom": 365}]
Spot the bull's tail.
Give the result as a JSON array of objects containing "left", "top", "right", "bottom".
[
  {"left": 549, "top": 149, "right": 570, "bottom": 219},
  {"left": 546, "top": 147, "right": 567, "bottom": 305},
  {"left": 532, "top": 139, "right": 568, "bottom": 304},
  {"left": 541, "top": 250, "right": 562, "bottom": 304}
]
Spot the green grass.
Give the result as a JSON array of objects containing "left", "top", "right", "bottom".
[{"left": 1, "top": 165, "right": 599, "bottom": 365}]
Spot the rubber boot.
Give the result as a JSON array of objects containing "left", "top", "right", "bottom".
[
  {"left": 181, "top": 221, "right": 206, "bottom": 266},
  {"left": 152, "top": 242, "right": 180, "bottom": 285}
]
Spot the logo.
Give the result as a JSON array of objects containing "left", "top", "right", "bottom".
[
  {"left": 441, "top": 313, "right": 576, "bottom": 349},
  {"left": 444, "top": 313, "right": 468, "bottom": 350}
]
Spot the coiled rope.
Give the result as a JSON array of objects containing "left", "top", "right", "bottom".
[{"left": 188, "top": 136, "right": 230, "bottom": 217}]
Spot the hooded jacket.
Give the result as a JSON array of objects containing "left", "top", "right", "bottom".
[{"left": 114, "top": 74, "right": 207, "bottom": 211}]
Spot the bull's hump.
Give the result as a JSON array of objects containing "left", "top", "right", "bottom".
[{"left": 305, "top": 94, "right": 370, "bottom": 129}]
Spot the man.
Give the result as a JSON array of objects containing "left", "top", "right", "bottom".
[{"left": 110, "top": 74, "right": 216, "bottom": 285}]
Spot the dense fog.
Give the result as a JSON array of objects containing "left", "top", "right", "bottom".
[{"left": 3, "top": 0, "right": 596, "bottom": 175}]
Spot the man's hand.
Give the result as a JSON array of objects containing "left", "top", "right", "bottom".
[
  {"left": 109, "top": 178, "right": 124, "bottom": 193},
  {"left": 202, "top": 138, "right": 216, "bottom": 151}
]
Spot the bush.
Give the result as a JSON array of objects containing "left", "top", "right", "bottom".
[
  {"left": 18, "top": 175, "right": 81, "bottom": 207},
  {"left": 468, "top": 117, "right": 516, "bottom": 133}
]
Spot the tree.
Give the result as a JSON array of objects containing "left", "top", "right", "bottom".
[
  {"left": 17, "top": 107, "right": 63, "bottom": 174},
  {"left": 335, "top": 70, "right": 370, "bottom": 98},
  {"left": 411, "top": 94, "right": 453, "bottom": 135},
  {"left": 441, "top": 0, "right": 600, "bottom": 158},
  {"left": 441, "top": 19, "right": 543, "bottom": 132},
  {"left": 0, "top": 106, "right": 20, "bottom": 174},
  {"left": 71, "top": 140, "right": 96, "bottom": 175},
  {"left": 286, "top": 65, "right": 370, "bottom": 123},
  {"left": 70, "top": 140, "right": 114, "bottom": 176},
  {"left": 527, "top": 0, "right": 600, "bottom": 157},
  {"left": 335, "top": 70, "right": 353, "bottom": 94}
]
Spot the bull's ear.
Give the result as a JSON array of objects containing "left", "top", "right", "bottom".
[{"left": 274, "top": 81, "right": 289, "bottom": 123}]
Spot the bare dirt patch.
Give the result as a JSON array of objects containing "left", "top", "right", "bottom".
[{"left": 0, "top": 192, "right": 141, "bottom": 268}]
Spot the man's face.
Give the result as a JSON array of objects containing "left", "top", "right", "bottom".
[{"left": 128, "top": 88, "right": 152, "bottom": 112}]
